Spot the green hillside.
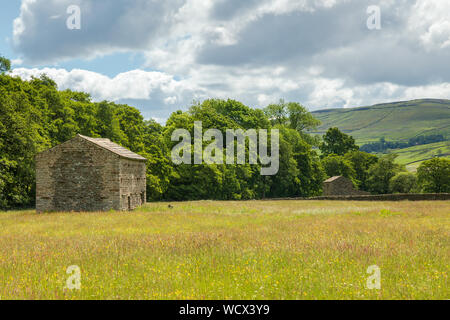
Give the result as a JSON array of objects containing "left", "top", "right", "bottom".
[
  {"left": 389, "top": 141, "right": 450, "bottom": 171},
  {"left": 311, "top": 99, "right": 450, "bottom": 144},
  {"left": 311, "top": 99, "right": 450, "bottom": 168}
]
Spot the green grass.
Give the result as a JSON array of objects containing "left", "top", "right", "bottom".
[
  {"left": 386, "top": 141, "right": 450, "bottom": 171},
  {"left": 311, "top": 99, "right": 450, "bottom": 145},
  {"left": 0, "top": 200, "right": 448, "bottom": 300}
]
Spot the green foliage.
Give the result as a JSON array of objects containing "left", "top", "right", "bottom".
[
  {"left": 0, "top": 73, "right": 171, "bottom": 209},
  {"left": 321, "top": 154, "right": 355, "bottom": 182},
  {"left": 0, "top": 56, "right": 11, "bottom": 73},
  {"left": 361, "top": 135, "right": 445, "bottom": 153},
  {"left": 417, "top": 158, "right": 450, "bottom": 193},
  {"left": 367, "top": 154, "right": 403, "bottom": 194},
  {"left": 164, "top": 99, "right": 324, "bottom": 200},
  {"left": 320, "top": 127, "right": 359, "bottom": 156},
  {"left": 379, "top": 209, "right": 402, "bottom": 217},
  {"left": 344, "top": 151, "right": 378, "bottom": 191},
  {"left": 264, "top": 100, "right": 321, "bottom": 133},
  {"left": 389, "top": 172, "right": 418, "bottom": 194},
  {"left": 6, "top": 69, "right": 443, "bottom": 209},
  {"left": 312, "top": 99, "right": 450, "bottom": 167},
  {"left": 0, "top": 71, "right": 328, "bottom": 209}
]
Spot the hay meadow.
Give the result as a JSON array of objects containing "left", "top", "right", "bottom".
[{"left": 0, "top": 200, "right": 448, "bottom": 300}]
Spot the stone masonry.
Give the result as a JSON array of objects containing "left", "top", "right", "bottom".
[
  {"left": 36, "top": 134, "right": 147, "bottom": 212},
  {"left": 322, "top": 176, "right": 370, "bottom": 196}
]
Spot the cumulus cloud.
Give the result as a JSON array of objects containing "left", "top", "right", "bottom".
[
  {"left": 11, "top": 67, "right": 202, "bottom": 120},
  {"left": 9, "top": 0, "right": 450, "bottom": 119},
  {"left": 409, "top": 0, "right": 450, "bottom": 50},
  {"left": 12, "top": 67, "right": 191, "bottom": 101},
  {"left": 13, "top": 0, "right": 185, "bottom": 64}
]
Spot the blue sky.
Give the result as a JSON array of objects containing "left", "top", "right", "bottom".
[
  {"left": 3, "top": 0, "right": 450, "bottom": 121},
  {"left": 0, "top": 1, "right": 19, "bottom": 60},
  {"left": 0, "top": 1, "right": 144, "bottom": 77}
]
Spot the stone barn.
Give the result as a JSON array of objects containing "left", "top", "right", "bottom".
[
  {"left": 36, "top": 134, "right": 147, "bottom": 212},
  {"left": 322, "top": 176, "right": 370, "bottom": 196}
]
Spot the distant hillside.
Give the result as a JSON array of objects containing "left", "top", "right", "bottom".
[
  {"left": 312, "top": 99, "right": 450, "bottom": 144},
  {"left": 393, "top": 141, "right": 450, "bottom": 171},
  {"left": 311, "top": 99, "right": 450, "bottom": 169}
]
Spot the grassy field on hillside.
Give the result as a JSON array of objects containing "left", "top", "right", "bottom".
[
  {"left": 311, "top": 99, "right": 450, "bottom": 169},
  {"left": 0, "top": 200, "right": 448, "bottom": 300},
  {"left": 388, "top": 141, "right": 450, "bottom": 171},
  {"left": 311, "top": 99, "right": 450, "bottom": 145}
]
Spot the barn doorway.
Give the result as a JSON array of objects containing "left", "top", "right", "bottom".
[{"left": 128, "top": 196, "right": 131, "bottom": 210}]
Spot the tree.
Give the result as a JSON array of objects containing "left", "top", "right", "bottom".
[
  {"left": 263, "top": 100, "right": 288, "bottom": 126},
  {"left": 142, "top": 119, "right": 173, "bottom": 200},
  {"left": 263, "top": 99, "right": 320, "bottom": 132},
  {"left": 417, "top": 158, "right": 450, "bottom": 193},
  {"left": 390, "top": 172, "right": 417, "bottom": 194},
  {"left": 0, "top": 71, "right": 334, "bottom": 208},
  {"left": 367, "top": 154, "right": 402, "bottom": 194},
  {"left": 271, "top": 127, "right": 324, "bottom": 197},
  {"left": 287, "top": 102, "right": 321, "bottom": 132},
  {"left": 345, "top": 151, "right": 378, "bottom": 191},
  {"left": 321, "top": 154, "right": 356, "bottom": 181},
  {"left": 320, "top": 127, "right": 359, "bottom": 156},
  {"left": 0, "top": 72, "right": 151, "bottom": 208},
  {"left": 0, "top": 56, "right": 11, "bottom": 73}
]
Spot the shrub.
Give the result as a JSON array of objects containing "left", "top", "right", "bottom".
[{"left": 389, "top": 172, "right": 418, "bottom": 194}]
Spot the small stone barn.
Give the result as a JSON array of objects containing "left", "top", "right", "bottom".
[
  {"left": 36, "top": 134, "right": 147, "bottom": 212},
  {"left": 323, "top": 176, "right": 370, "bottom": 196}
]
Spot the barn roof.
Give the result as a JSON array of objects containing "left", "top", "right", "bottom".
[
  {"left": 324, "top": 176, "right": 345, "bottom": 183},
  {"left": 78, "top": 135, "right": 147, "bottom": 161}
]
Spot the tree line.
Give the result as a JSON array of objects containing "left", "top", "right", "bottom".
[
  {"left": 0, "top": 58, "right": 448, "bottom": 209},
  {"left": 360, "top": 135, "right": 446, "bottom": 153}
]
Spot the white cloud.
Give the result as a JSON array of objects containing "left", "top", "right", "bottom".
[
  {"left": 11, "top": 59, "right": 23, "bottom": 66},
  {"left": 9, "top": 0, "right": 450, "bottom": 119},
  {"left": 408, "top": 0, "right": 450, "bottom": 50},
  {"left": 11, "top": 65, "right": 450, "bottom": 119},
  {"left": 164, "top": 96, "right": 178, "bottom": 105},
  {"left": 11, "top": 67, "right": 199, "bottom": 118}
]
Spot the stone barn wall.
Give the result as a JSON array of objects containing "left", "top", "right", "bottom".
[
  {"left": 36, "top": 136, "right": 120, "bottom": 212},
  {"left": 119, "top": 158, "right": 147, "bottom": 211},
  {"left": 323, "top": 176, "right": 370, "bottom": 196}
]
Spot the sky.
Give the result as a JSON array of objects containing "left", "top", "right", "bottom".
[{"left": 2, "top": 0, "right": 450, "bottom": 122}]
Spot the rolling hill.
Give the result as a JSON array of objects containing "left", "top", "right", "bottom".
[
  {"left": 311, "top": 99, "right": 450, "bottom": 168},
  {"left": 393, "top": 141, "right": 450, "bottom": 171}
]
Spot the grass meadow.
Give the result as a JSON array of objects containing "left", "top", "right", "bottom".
[
  {"left": 0, "top": 200, "right": 448, "bottom": 300},
  {"left": 392, "top": 141, "right": 450, "bottom": 171}
]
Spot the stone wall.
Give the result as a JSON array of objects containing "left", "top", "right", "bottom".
[
  {"left": 309, "top": 193, "right": 450, "bottom": 201},
  {"left": 36, "top": 136, "right": 120, "bottom": 212},
  {"left": 261, "top": 193, "right": 450, "bottom": 201},
  {"left": 119, "top": 158, "right": 147, "bottom": 211}
]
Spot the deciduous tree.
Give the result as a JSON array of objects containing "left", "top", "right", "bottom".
[{"left": 417, "top": 158, "right": 450, "bottom": 193}]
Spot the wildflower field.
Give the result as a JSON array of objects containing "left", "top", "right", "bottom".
[{"left": 0, "top": 200, "right": 448, "bottom": 300}]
